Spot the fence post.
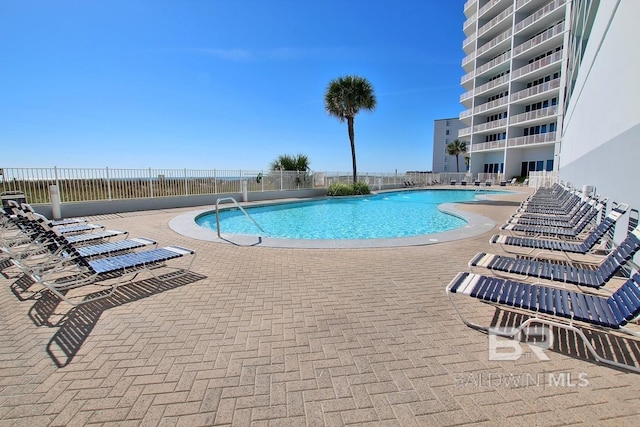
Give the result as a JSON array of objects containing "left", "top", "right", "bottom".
[
  {"left": 184, "top": 168, "right": 188, "bottom": 196},
  {"left": 149, "top": 167, "right": 154, "bottom": 198},
  {"left": 280, "top": 169, "right": 283, "bottom": 191},
  {"left": 50, "top": 185, "right": 62, "bottom": 219},
  {"left": 53, "top": 166, "right": 61, "bottom": 203},
  {"left": 106, "top": 167, "right": 112, "bottom": 200},
  {"left": 261, "top": 170, "right": 264, "bottom": 192},
  {"left": 214, "top": 169, "right": 217, "bottom": 194}
]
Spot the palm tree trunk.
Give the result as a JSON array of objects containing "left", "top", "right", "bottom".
[
  {"left": 456, "top": 154, "right": 460, "bottom": 172},
  {"left": 347, "top": 117, "right": 357, "bottom": 183}
]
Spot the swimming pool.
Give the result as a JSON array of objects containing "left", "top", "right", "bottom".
[{"left": 195, "top": 189, "right": 497, "bottom": 240}]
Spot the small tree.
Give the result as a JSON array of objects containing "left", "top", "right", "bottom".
[{"left": 446, "top": 139, "right": 468, "bottom": 173}]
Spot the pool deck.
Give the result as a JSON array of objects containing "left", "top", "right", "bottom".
[{"left": 2, "top": 186, "right": 640, "bottom": 426}]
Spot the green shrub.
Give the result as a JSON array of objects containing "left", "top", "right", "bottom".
[
  {"left": 352, "top": 181, "right": 371, "bottom": 195},
  {"left": 327, "top": 182, "right": 371, "bottom": 196}
]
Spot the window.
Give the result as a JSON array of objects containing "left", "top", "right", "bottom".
[
  {"left": 536, "top": 160, "right": 544, "bottom": 171},
  {"left": 546, "top": 159, "right": 554, "bottom": 171},
  {"left": 446, "top": 130, "right": 450, "bottom": 135},
  {"left": 446, "top": 120, "right": 450, "bottom": 126},
  {"left": 445, "top": 138, "right": 449, "bottom": 143}
]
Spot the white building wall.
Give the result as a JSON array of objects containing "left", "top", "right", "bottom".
[
  {"left": 432, "top": 118, "right": 466, "bottom": 173},
  {"left": 560, "top": 0, "right": 640, "bottom": 210}
]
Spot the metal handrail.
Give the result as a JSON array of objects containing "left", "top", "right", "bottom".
[{"left": 215, "top": 197, "right": 264, "bottom": 238}]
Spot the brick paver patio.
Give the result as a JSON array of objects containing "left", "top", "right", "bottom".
[{"left": 2, "top": 188, "right": 639, "bottom": 426}]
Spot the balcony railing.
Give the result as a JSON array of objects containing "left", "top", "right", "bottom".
[
  {"left": 477, "top": 5, "right": 513, "bottom": 38},
  {"left": 476, "top": 28, "right": 512, "bottom": 57},
  {"left": 511, "top": 50, "right": 563, "bottom": 79},
  {"left": 516, "top": 0, "right": 533, "bottom": 9},
  {"left": 472, "top": 96, "right": 509, "bottom": 115},
  {"left": 462, "top": 51, "right": 476, "bottom": 67},
  {"left": 515, "top": 0, "right": 566, "bottom": 33},
  {"left": 510, "top": 78, "right": 561, "bottom": 102},
  {"left": 460, "top": 90, "right": 475, "bottom": 103},
  {"left": 473, "top": 118, "right": 508, "bottom": 133},
  {"left": 509, "top": 106, "right": 558, "bottom": 125},
  {"left": 507, "top": 131, "right": 558, "bottom": 147},
  {"left": 473, "top": 74, "right": 509, "bottom": 96},
  {"left": 469, "top": 141, "right": 506, "bottom": 152},
  {"left": 475, "top": 49, "right": 511, "bottom": 76},
  {"left": 464, "top": 12, "right": 478, "bottom": 31},
  {"left": 459, "top": 127, "right": 472, "bottom": 137},
  {"left": 478, "top": 0, "right": 504, "bottom": 18},
  {"left": 463, "top": 31, "right": 476, "bottom": 49},
  {"left": 464, "top": 0, "right": 477, "bottom": 13},
  {"left": 513, "top": 22, "right": 564, "bottom": 57}
]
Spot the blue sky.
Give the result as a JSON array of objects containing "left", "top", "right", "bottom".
[{"left": 1, "top": 1, "right": 466, "bottom": 172}]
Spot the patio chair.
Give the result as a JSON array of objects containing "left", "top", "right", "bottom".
[
  {"left": 445, "top": 271, "right": 640, "bottom": 372},
  {"left": 500, "top": 202, "right": 603, "bottom": 238},
  {"left": 490, "top": 205, "right": 628, "bottom": 259},
  {"left": 31, "top": 244, "right": 196, "bottom": 306},
  {"left": 20, "top": 203, "right": 88, "bottom": 226},
  {"left": 470, "top": 225, "right": 640, "bottom": 291},
  {"left": 507, "top": 199, "right": 600, "bottom": 228}
]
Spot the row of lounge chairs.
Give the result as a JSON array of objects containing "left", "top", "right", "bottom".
[
  {"left": 445, "top": 183, "right": 640, "bottom": 372},
  {"left": 1, "top": 201, "right": 196, "bottom": 307}
]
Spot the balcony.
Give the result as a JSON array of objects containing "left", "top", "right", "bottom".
[
  {"left": 464, "top": 0, "right": 477, "bottom": 13},
  {"left": 513, "top": 22, "right": 564, "bottom": 57},
  {"left": 510, "top": 78, "right": 561, "bottom": 102},
  {"left": 473, "top": 74, "right": 509, "bottom": 96},
  {"left": 470, "top": 141, "right": 506, "bottom": 152},
  {"left": 460, "top": 90, "right": 474, "bottom": 103},
  {"left": 507, "top": 131, "right": 558, "bottom": 147},
  {"left": 511, "top": 50, "right": 563, "bottom": 80},
  {"left": 459, "top": 127, "right": 472, "bottom": 138},
  {"left": 473, "top": 118, "right": 508, "bottom": 133},
  {"left": 463, "top": 31, "right": 476, "bottom": 50},
  {"left": 478, "top": 0, "right": 504, "bottom": 18},
  {"left": 462, "top": 51, "right": 476, "bottom": 68},
  {"left": 509, "top": 106, "right": 558, "bottom": 125},
  {"left": 475, "top": 50, "right": 511, "bottom": 77},
  {"left": 515, "top": 0, "right": 566, "bottom": 34},
  {"left": 476, "top": 28, "right": 512, "bottom": 58},
  {"left": 477, "top": 5, "right": 513, "bottom": 38},
  {"left": 472, "top": 97, "right": 509, "bottom": 115},
  {"left": 464, "top": 12, "right": 477, "bottom": 33}
]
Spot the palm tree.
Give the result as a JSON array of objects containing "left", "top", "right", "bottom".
[
  {"left": 270, "top": 154, "right": 311, "bottom": 187},
  {"left": 269, "top": 153, "right": 310, "bottom": 172},
  {"left": 324, "top": 75, "right": 377, "bottom": 183},
  {"left": 446, "top": 139, "right": 468, "bottom": 173}
]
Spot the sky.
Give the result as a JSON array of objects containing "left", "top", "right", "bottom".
[{"left": 1, "top": 0, "right": 466, "bottom": 173}]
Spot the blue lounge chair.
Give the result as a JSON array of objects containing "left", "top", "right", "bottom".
[
  {"left": 32, "top": 245, "right": 196, "bottom": 306},
  {"left": 471, "top": 225, "right": 640, "bottom": 291},
  {"left": 446, "top": 271, "right": 640, "bottom": 372},
  {"left": 500, "top": 202, "right": 604, "bottom": 238},
  {"left": 490, "top": 205, "right": 628, "bottom": 259},
  {"left": 507, "top": 199, "right": 599, "bottom": 228}
]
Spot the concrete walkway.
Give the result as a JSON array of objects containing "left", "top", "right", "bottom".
[{"left": 1, "top": 188, "right": 639, "bottom": 426}]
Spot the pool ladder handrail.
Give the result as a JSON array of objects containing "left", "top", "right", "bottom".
[{"left": 215, "top": 197, "right": 265, "bottom": 238}]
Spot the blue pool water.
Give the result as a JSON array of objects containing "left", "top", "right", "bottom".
[{"left": 196, "top": 190, "right": 496, "bottom": 240}]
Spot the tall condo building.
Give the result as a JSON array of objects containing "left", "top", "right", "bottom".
[
  {"left": 431, "top": 118, "right": 466, "bottom": 173},
  {"left": 459, "top": 0, "right": 570, "bottom": 180}
]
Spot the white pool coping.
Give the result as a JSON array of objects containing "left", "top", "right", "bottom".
[{"left": 168, "top": 191, "right": 501, "bottom": 249}]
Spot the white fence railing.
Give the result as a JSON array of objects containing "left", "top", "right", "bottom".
[
  {"left": 0, "top": 167, "right": 444, "bottom": 204},
  {"left": 528, "top": 170, "right": 559, "bottom": 188}
]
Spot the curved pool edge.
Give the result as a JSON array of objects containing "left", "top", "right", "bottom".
[{"left": 168, "top": 201, "right": 497, "bottom": 249}]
